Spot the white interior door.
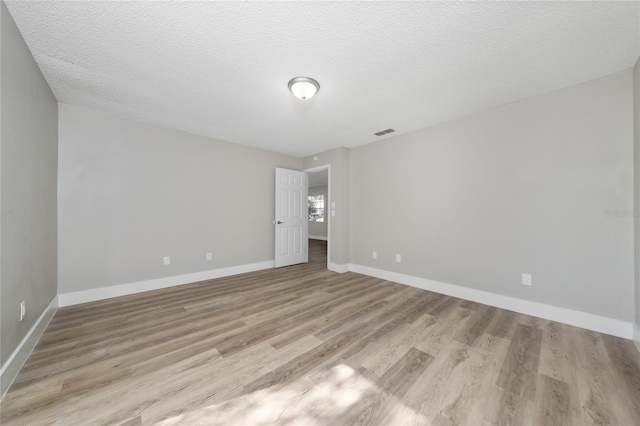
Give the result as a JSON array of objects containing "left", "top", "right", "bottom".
[{"left": 275, "top": 168, "right": 308, "bottom": 267}]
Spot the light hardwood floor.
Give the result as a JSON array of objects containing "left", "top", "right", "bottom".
[{"left": 2, "top": 240, "right": 640, "bottom": 425}]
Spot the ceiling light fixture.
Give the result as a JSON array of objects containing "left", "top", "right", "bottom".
[{"left": 288, "top": 77, "right": 320, "bottom": 100}]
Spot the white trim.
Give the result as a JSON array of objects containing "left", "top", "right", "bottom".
[
  {"left": 328, "top": 263, "right": 350, "bottom": 273},
  {"left": 634, "top": 323, "right": 640, "bottom": 353},
  {"left": 349, "top": 263, "right": 633, "bottom": 339},
  {"left": 309, "top": 235, "right": 328, "bottom": 241},
  {"left": 304, "top": 164, "right": 331, "bottom": 270},
  {"left": 1, "top": 296, "right": 58, "bottom": 399},
  {"left": 58, "top": 261, "right": 274, "bottom": 307}
]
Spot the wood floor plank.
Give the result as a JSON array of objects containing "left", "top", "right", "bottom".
[
  {"left": 495, "top": 323, "right": 542, "bottom": 401},
  {"left": 360, "top": 313, "right": 438, "bottom": 377},
  {"left": 438, "top": 333, "right": 510, "bottom": 426},
  {"left": 312, "top": 287, "right": 416, "bottom": 342},
  {"left": 532, "top": 374, "right": 572, "bottom": 426},
  {"left": 138, "top": 336, "right": 324, "bottom": 425},
  {"left": 14, "top": 316, "right": 247, "bottom": 388},
  {"left": 426, "top": 295, "right": 459, "bottom": 317},
  {"left": 413, "top": 307, "right": 473, "bottom": 356},
  {"left": 268, "top": 294, "right": 392, "bottom": 350},
  {"left": 571, "top": 329, "right": 636, "bottom": 425},
  {"left": 453, "top": 305, "right": 497, "bottom": 346},
  {"left": 340, "top": 348, "right": 434, "bottom": 425},
  {"left": 392, "top": 338, "right": 473, "bottom": 423},
  {"left": 600, "top": 333, "right": 640, "bottom": 421},
  {"left": 538, "top": 322, "right": 575, "bottom": 383},
  {"left": 2, "top": 240, "right": 640, "bottom": 425},
  {"left": 486, "top": 309, "right": 519, "bottom": 340},
  {"left": 482, "top": 388, "right": 534, "bottom": 426},
  {"left": 243, "top": 320, "right": 375, "bottom": 394}
]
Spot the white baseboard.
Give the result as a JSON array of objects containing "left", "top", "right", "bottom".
[
  {"left": 328, "top": 263, "right": 350, "bottom": 273},
  {"left": 634, "top": 324, "right": 640, "bottom": 353},
  {"left": 309, "top": 235, "right": 328, "bottom": 241},
  {"left": 1, "top": 296, "right": 58, "bottom": 399},
  {"left": 58, "top": 261, "right": 275, "bottom": 307},
  {"left": 349, "top": 264, "right": 633, "bottom": 340}
]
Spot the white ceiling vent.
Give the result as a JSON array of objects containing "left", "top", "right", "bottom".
[{"left": 374, "top": 128, "right": 395, "bottom": 136}]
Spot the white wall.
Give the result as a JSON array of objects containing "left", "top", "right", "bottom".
[
  {"left": 350, "top": 71, "right": 634, "bottom": 322},
  {"left": 0, "top": 0, "right": 57, "bottom": 374},
  {"left": 309, "top": 185, "right": 328, "bottom": 238},
  {"left": 303, "top": 148, "right": 350, "bottom": 268},
  {"left": 58, "top": 103, "right": 301, "bottom": 294}
]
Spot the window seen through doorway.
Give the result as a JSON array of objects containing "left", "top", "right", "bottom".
[{"left": 308, "top": 195, "right": 324, "bottom": 222}]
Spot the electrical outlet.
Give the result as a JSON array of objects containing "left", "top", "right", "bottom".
[
  {"left": 372, "top": 251, "right": 377, "bottom": 260},
  {"left": 206, "top": 252, "right": 212, "bottom": 261},
  {"left": 522, "top": 273, "right": 532, "bottom": 286},
  {"left": 20, "top": 301, "right": 26, "bottom": 321},
  {"left": 163, "top": 256, "right": 171, "bottom": 266},
  {"left": 396, "top": 254, "right": 402, "bottom": 263}
]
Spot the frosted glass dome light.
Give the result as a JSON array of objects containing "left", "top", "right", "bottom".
[{"left": 288, "top": 77, "right": 320, "bottom": 100}]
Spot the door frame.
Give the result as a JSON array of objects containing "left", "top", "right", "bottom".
[{"left": 304, "top": 164, "right": 331, "bottom": 270}]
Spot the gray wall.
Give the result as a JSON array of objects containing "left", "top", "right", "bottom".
[
  {"left": 350, "top": 71, "right": 634, "bottom": 322},
  {"left": 309, "top": 185, "right": 328, "bottom": 238},
  {"left": 0, "top": 1, "right": 58, "bottom": 365},
  {"left": 303, "top": 148, "right": 350, "bottom": 266},
  {"left": 634, "top": 57, "right": 640, "bottom": 337},
  {"left": 58, "top": 103, "right": 301, "bottom": 294}
]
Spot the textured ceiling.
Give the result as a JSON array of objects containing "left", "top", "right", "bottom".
[{"left": 5, "top": 1, "right": 640, "bottom": 157}]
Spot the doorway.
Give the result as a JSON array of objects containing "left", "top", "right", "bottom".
[{"left": 305, "top": 165, "right": 330, "bottom": 269}]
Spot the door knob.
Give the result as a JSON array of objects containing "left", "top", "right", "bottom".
[{"left": 276, "top": 220, "right": 284, "bottom": 224}]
